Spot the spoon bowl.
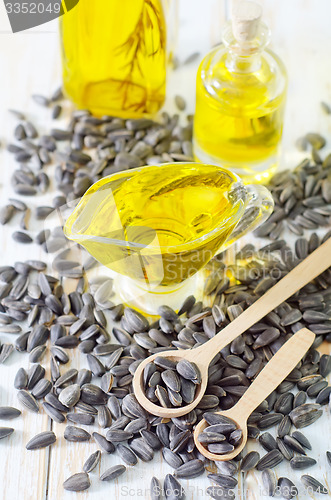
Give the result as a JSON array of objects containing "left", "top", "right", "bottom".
[
  {"left": 132, "top": 348, "right": 209, "bottom": 418},
  {"left": 194, "top": 408, "right": 248, "bottom": 461}
]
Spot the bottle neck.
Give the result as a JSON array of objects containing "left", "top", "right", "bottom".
[
  {"left": 222, "top": 20, "right": 270, "bottom": 74},
  {"left": 226, "top": 51, "right": 262, "bottom": 73}
]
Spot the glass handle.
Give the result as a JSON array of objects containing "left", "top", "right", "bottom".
[{"left": 222, "top": 184, "right": 274, "bottom": 250}]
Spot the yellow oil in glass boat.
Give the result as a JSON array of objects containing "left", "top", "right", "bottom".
[
  {"left": 64, "top": 163, "right": 273, "bottom": 294},
  {"left": 60, "top": 0, "right": 167, "bottom": 117}
]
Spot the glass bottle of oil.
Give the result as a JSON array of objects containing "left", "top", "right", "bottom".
[
  {"left": 60, "top": 0, "right": 170, "bottom": 118},
  {"left": 193, "top": 1, "right": 287, "bottom": 183}
]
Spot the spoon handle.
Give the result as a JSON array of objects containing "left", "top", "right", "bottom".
[
  {"left": 229, "top": 328, "right": 315, "bottom": 421},
  {"left": 197, "top": 237, "right": 331, "bottom": 359}
]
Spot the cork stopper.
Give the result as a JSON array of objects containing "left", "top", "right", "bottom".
[{"left": 232, "top": 1, "right": 262, "bottom": 43}]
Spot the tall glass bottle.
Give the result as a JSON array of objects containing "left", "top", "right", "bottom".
[
  {"left": 60, "top": 0, "right": 168, "bottom": 118},
  {"left": 194, "top": 1, "right": 287, "bottom": 183}
]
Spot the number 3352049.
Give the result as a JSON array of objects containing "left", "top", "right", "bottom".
[{"left": 5, "top": 3, "right": 61, "bottom": 14}]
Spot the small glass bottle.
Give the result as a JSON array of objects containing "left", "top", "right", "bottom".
[
  {"left": 193, "top": 1, "right": 287, "bottom": 183},
  {"left": 60, "top": 0, "right": 173, "bottom": 118}
]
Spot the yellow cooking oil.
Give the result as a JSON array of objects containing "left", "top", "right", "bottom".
[
  {"left": 64, "top": 164, "right": 246, "bottom": 288},
  {"left": 60, "top": 0, "right": 167, "bottom": 117},
  {"left": 193, "top": 2, "right": 287, "bottom": 183}
]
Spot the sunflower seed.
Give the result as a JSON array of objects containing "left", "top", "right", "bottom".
[
  {"left": 130, "top": 438, "right": 154, "bottom": 461},
  {"left": 320, "top": 354, "right": 331, "bottom": 378},
  {"left": 293, "top": 391, "right": 307, "bottom": 408},
  {"left": 289, "top": 403, "right": 323, "bottom": 428},
  {"left": 241, "top": 451, "right": 260, "bottom": 471},
  {"left": 274, "top": 393, "right": 294, "bottom": 415},
  {"left": 80, "top": 383, "right": 107, "bottom": 405},
  {"left": 277, "top": 437, "right": 294, "bottom": 460},
  {"left": 178, "top": 378, "right": 195, "bottom": 405},
  {"left": 289, "top": 431, "right": 311, "bottom": 451},
  {"left": 67, "top": 412, "right": 94, "bottom": 426},
  {"left": 247, "top": 425, "right": 260, "bottom": 439},
  {"left": 0, "top": 406, "right": 21, "bottom": 420},
  {"left": 253, "top": 328, "right": 280, "bottom": 349},
  {"left": 12, "top": 231, "right": 33, "bottom": 244},
  {"left": 174, "top": 95, "right": 186, "bottom": 111},
  {"left": 258, "top": 413, "right": 283, "bottom": 430},
  {"left": 32, "top": 94, "right": 50, "bottom": 106},
  {"left": 256, "top": 450, "right": 283, "bottom": 470},
  {"left": 0, "top": 344, "right": 14, "bottom": 363},
  {"left": 28, "top": 345, "right": 47, "bottom": 364},
  {"left": 0, "top": 428, "right": 14, "bottom": 440},
  {"left": 308, "top": 380, "right": 328, "bottom": 398},
  {"left": 100, "top": 464, "right": 126, "bottom": 481},
  {"left": 300, "top": 475, "right": 328, "bottom": 494},
  {"left": 164, "top": 473, "right": 186, "bottom": 500},
  {"left": 161, "top": 370, "right": 181, "bottom": 392},
  {"left": 207, "top": 442, "right": 235, "bottom": 454},
  {"left": 207, "top": 473, "right": 238, "bottom": 488},
  {"left": 162, "top": 448, "right": 183, "bottom": 468},
  {"left": 105, "top": 429, "right": 133, "bottom": 443},
  {"left": 262, "top": 468, "right": 277, "bottom": 497},
  {"left": 123, "top": 307, "right": 149, "bottom": 332},
  {"left": 63, "top": 472, "right": 90, "bottom": 492},
  {"left": 114, "top": 444, "right": 137, "bottom": 466},
  {"left": 170, "top": 430, "right": 191, "bottom": 454},
  {"left": 198, "top": 432, "right": 226, "bottom": 444},
  {"left": 97, "top": 406, "right": 112, "bottom": 428},
  {"left": 27, "top": 325, "right": 49, "bottom": 353},
  {"left": 316, "top": 386, "right": 331, "bottom": 405},
  {"left": 42, "top": 402, "right": 65, "bottom": 423},
  {"left": 107, "top": 396, "right": 121, "bottom": 420},
  {"left": 87, "top": 353, "right": 106, "bottom": 377},
  {"left": 150, "top": 477, "right": 162, "bottom": 500},
  {"left": 282, "top": 435, "right": 306, "bottom": 455},
  {"left": 290, "top": 456, "right": 316, "bottom": 470},
  {"left": 0, "top": 205, "right": 15, "bottom": 225},
  {"left": 125, "top": 417, "right": 147, "bottom": 434},
  {"left": 215, "top": 460, "right": 238, "bottom": 475},
  {"left": 278, "top": 415, "right": 292, "bottom": 438},
  {"left": 31, "top": 379, "right": 52, "bottom": 399},
  {"left": 278, "top": 477, "right": 298, "bottom": 499},
  {"left": 17, "top": 390, "right": 39, "bottom": 413},
  {"left": 26, "top": 431, "right": 56, "bottom": 450},
  {"left": 64, "top": 426, "right": 91, "bottom": 442},
  {"left": 83, "top": 450, "right": 101, "bottom": 473},
  {"left": 176, "top": 359, "right": 201, "bottom": 383},
  {"left": 92, "top": 431, "right": 115, "bottom": 453},
  {"left": 45, "top": 393, "right": 68, "bottom": 413}
]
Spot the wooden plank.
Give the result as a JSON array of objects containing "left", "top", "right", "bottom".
[
  {"left": 0, "top": 352, "right": 50, "bottom": 500},
  {"left": 0, "top": 13, "right": 59, "bottom": 500}
]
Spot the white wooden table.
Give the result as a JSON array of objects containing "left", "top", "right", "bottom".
[{"left": 0, "top": 1, "right": 331, "bottom": 499}]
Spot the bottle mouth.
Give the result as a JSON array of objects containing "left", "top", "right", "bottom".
[{"left": 223, "top": 20, "right": 270, "bottom": 55}]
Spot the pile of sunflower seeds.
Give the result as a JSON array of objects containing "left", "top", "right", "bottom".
[
  {"left": 143, "top": 357, "right": 201, "bottom": 408},
  {"left": 1, "top": 244, "right": 331, "bottom": 496},
  {"left": 254, "top": 133, "right": 331, "bottom": 240},
  {"left": 0, "top": 91, "right": 331, "bottom": 497},
  {"left": 1, "top": 91, "right": 193, "bottom": 248}
]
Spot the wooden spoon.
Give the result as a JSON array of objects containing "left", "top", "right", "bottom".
[
  {"left": 132, "top": 237, "right": 331, "bottom": 418},
  {"left": 194, "top": 327, "right": 315, "bottom": 461}
]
